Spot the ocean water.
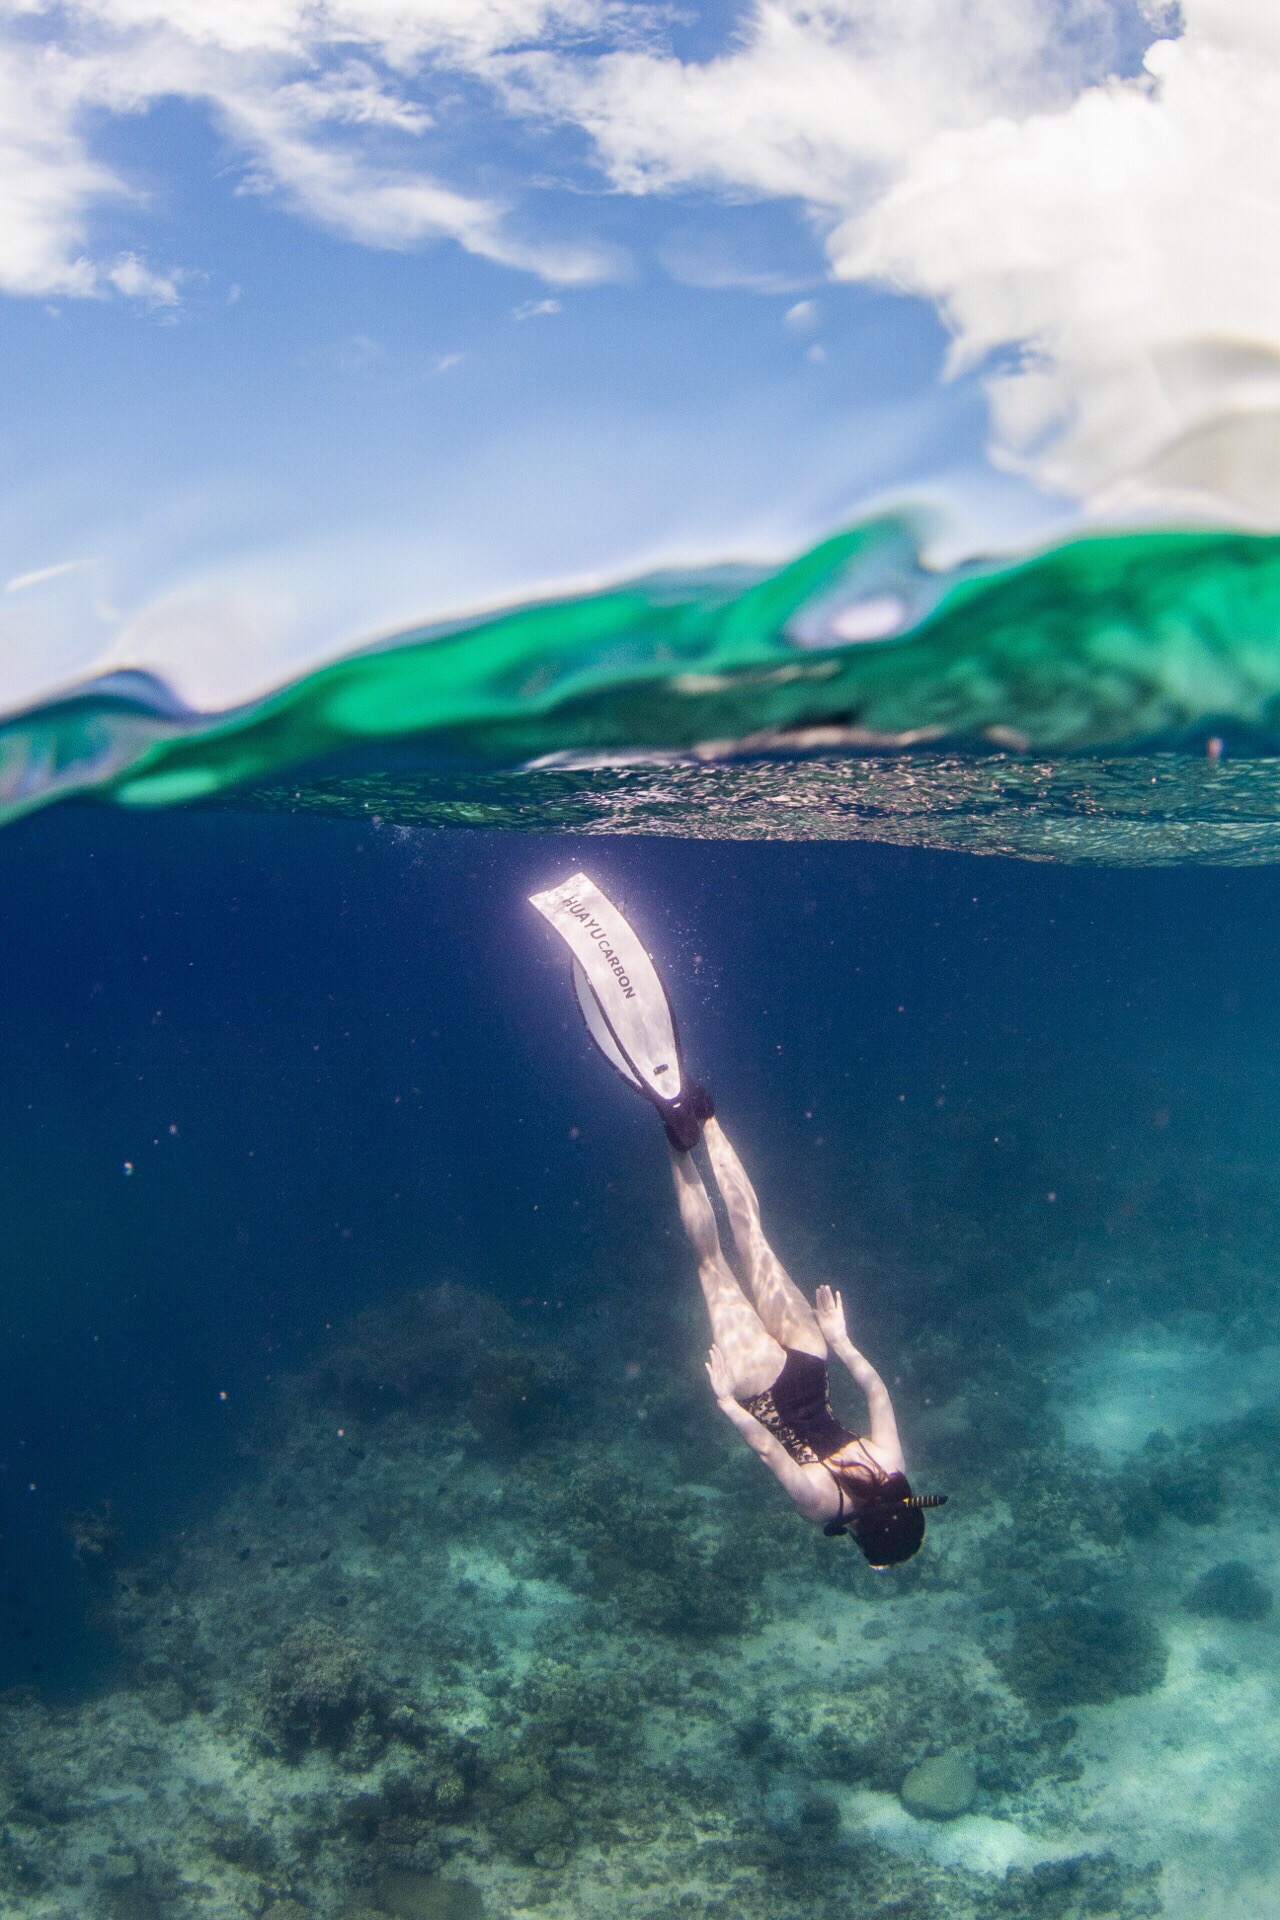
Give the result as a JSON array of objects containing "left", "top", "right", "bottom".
[
  {"left": 13, "top": 516, "right": 1280, "bottom": 867},
  {"left": 3, "top": 798, "right": 1280, "bottom": 1920}
]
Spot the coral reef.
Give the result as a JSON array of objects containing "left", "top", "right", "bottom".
[
  {"left": 314, "top": 1284, "right": 541, "bottom": 1426},
  {"left": 6, "top": 1261, "right": 1279, "bottom": 1920},
  {"left": 986, "top": 1855, "right": 1162, "bottom": 1917},
  {"left": 541, "top": 1461, "right": 770, "bottom": 1636},
  {"left": 998, "top": 1605, "right": 1167, "bottom": 1711},
  {"left": 262, "top": 1620, "right": 383, "bottom": 1760},
  {"left": 1181, "top": 1560, "right": 1273, "bottom": 1623}
]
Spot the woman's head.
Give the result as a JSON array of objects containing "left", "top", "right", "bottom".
[{"left": 837, "top": 1471, "right": 946, "bottom": 1567}]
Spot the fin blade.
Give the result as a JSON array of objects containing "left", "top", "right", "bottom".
[
  {"left": 530, "top": 872, "right": 683, "bottom": 1102},
  {"left": 572, "top": 958, "right": 642, "bottom": 1089}
]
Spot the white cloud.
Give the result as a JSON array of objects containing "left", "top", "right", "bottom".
[
  {"left": 105, "top": 249, "right": 180, "bottom": 302},
  {"left": 655, "top": 224, "right": 815, "bottom": 294},
  {"left": 5, "top": 555, "right": 89, "bottom": 591},
  {"left": 71, "top": 0, "right": 602, "bottom": 64},
  {"left": 3, "top": 0, "right": 1278, "bottom": 523},
  {"left": 0, "top": 1, "right": 1134, "bottom": 307},
  {"left": 0, "top": 38, "right": 119, "bottom": 296},
  {"left": 497, "top": 1, "right": 1142, "bottom": 202},
  {"left": 502, "top": 0, "right": 1280, "bottom": 520},
  {"left": 0, "top": 0, "right": 619, "bottom": 299},
  {"left": 836, "top": 1, "right": 1280, "bottom": 519}
]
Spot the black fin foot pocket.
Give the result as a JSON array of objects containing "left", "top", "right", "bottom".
[{"left": 662, "top": 1083, "right": 714, "bottom": 1152}]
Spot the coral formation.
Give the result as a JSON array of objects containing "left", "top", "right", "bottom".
[
  {"left": 544, "top": 1461, "right": 767, "bottom": 1636},
  {"left": 372, "top": 1869, "right": 485, "bottom": 1918},
  {"left": 999, "top": 1604, "right": 1168, "bottom": 1711},
  {"left": 315, "top": 1285, "right": 520, "bottom": 1423},
  {"left": 987, "top": 1855, "right": 1162, "bottom": 1916},
  {"left": 899, "top": 1752, "right": 977, "bottom": 1820},
  {"left": 263, "top": 1619, "right": 383, "bottom": 1759},
  {"left": 1182, "top": 1560, "right": 1273, "bottom": 1623}
]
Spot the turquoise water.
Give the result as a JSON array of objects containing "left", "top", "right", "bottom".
[
  {"left": 12, "top": 517, "right": 1280, "bottom": 857},
  {"left": 0, "top": 804, "right": 1278, "bottom": 1920}
]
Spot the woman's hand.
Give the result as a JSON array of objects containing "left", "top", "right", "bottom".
[
  {"left": 705, "top": 1343, "right": 736, "bottom": 1402},
  {"left": 814, "top": 1284, "right": 848, "bottom": 1345}
]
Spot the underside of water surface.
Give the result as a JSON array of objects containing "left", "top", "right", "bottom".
[
  {"left": 12, "top": 515, "right": 1280, "bottom": 862},
  {"left": 216, "top": 755, "right": 1280, "bottom": 865}
]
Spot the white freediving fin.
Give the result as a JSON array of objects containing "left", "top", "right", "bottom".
[
  {"left": 572, "top": 956, "right": 642, "bottom": 1091},
  {"left": 529, "top": 872, "right": 713, "bottom": 1148},
  {"left": 529, "top": 872, "right": 682, "bottom": 1100}
]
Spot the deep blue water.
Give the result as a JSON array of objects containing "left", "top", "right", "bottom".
[{"left": 2, "top": 806, "right": 1279, "bottom": 1695}]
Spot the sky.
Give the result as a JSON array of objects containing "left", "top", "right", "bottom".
[{"left": 0, "top": 0, "right": 1275, "bottom": 712}]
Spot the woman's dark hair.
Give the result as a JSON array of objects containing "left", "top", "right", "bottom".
[
  {"left": 828, "top": 1470, "right": 945, "bottom": 1567},
  {"left": 853, "top": 1488, "right": 926, "bottom": 1566}
]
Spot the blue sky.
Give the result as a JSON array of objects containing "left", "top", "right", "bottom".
[{"left": 0, "top": 1, "right": 1270, "bottom": 711}]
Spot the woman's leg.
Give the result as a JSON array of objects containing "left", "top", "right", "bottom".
[
  {"left": 670, "top": 1149, "right": 784, "bottom": 1398},
  {"left": 702, "top": 1117, "right": 826, "bottom": 1357}
]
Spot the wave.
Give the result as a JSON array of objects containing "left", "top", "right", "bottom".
[{"left": 7, "top": 515, "right": 1280, "bottom": 858}]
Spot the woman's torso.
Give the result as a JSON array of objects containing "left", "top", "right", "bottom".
[{"left": 738, "top": 1347, "right": 899, "bottom": 1526}]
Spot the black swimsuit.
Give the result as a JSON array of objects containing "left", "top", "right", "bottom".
[{"left": 738, "top": 1348, "right": 881, "bottom": 1524}]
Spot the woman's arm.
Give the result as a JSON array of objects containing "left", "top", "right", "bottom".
[
  {"left": 705, "top": 1346, "right": 825, "bottom": 1512},
  {"left": 813, "top": 1287, "right": 905, "bottom": 1467}
]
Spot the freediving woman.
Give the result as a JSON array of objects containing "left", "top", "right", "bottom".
[{"left": 530, "top": 873, "right": 945, "bottom": 1568}]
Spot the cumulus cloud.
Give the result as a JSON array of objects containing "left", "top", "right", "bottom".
[
  {"left": 3, "top": 0, "right": 1130, "bottom": 305},
  {"left": 497, "top": 0, "right": 1148, "bottom": 202},
  {"left": 502, "top": 0, "right": 1280, "bottom": 520},
  {"left": 837, "top": 1, "right": 1280, "bottom": 519}
]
